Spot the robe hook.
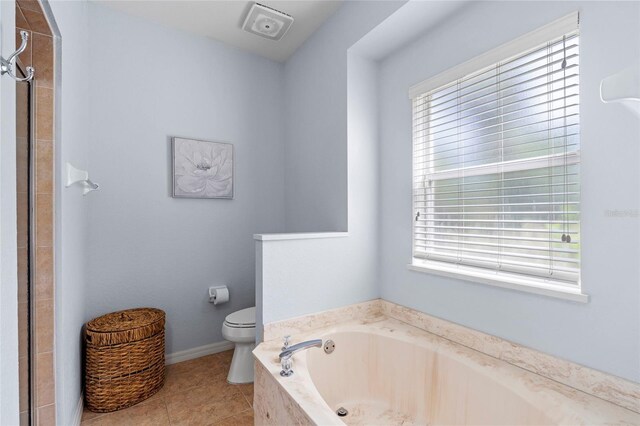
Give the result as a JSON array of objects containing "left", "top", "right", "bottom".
[{"left": 1, "top": 31, "right": 35, "bottom": 82}]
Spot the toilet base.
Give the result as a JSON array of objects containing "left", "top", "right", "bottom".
[{"left": 227, "top": 342, "right": 255, "bottom": 384}]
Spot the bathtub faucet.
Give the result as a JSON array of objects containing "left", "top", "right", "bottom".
[{"left": 278, "top": 338, "right": 323, "bottom": 377}]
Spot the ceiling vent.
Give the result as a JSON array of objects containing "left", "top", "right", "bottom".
[{"left": 242, "top": 3, "right": 294, "bottom": 41}]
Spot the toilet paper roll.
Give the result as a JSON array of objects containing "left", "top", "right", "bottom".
[{"left": 209, "top": 286, "right": 229, "bottom": 305}]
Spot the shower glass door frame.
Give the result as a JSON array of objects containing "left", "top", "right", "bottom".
[{"left": 16, "top": 58, "right": 36, "bottom": 426}]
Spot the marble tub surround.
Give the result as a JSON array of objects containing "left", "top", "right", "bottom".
[
  {"left": 380, "top": 300, "right": 640, "bottom": 414},
  {"left": 262, "top": 299, "right": 383, "bottom": 342},
  {"left": 257, "top": 300, "right": 640, "bottom": 422},
  {"left": 254, "top": 362, "right": 314, "bottom": 426},
  {"left": 262, "top": 299, "right": 639, "bottom": 413},
  {"left": 254, "top": 318, "right": 640, "bottom": 425}
]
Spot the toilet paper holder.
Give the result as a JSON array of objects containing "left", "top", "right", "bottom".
[{"left": 208, "top": 286, "right": 229, "bottom": 305}]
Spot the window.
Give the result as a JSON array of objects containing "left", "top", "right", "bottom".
[{"left": 410, "top": 13, "right": 582, "bottom": 297}]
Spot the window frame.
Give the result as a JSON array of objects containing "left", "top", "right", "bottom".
[{"left": 407, "top": 12, "right": 588, "bottom": 303}]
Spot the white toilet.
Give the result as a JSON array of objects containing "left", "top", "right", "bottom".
[{"left": 221, "top": 306, "right": 256, "bottom": 384}]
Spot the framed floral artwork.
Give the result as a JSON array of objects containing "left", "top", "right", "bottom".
[{"left": 172, "top": 137, "right": 234, "bottom": 199}]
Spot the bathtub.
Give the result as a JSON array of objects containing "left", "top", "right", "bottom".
[{"left": 253, "top": 317, "right": 639, "bottom": 425}]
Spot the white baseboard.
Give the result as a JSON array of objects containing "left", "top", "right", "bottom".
[
  {"left": 71, "top": 393, "right": 83, "bottom": 426},
  {"left": 165, "top": 341, "right": 234, "bottom": 365}
]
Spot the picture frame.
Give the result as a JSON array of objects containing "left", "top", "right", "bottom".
[{"left": 172, "top": 136, "right": 234, "bottom": 199}]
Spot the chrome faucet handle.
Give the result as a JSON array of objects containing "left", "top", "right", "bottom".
[
  {"left": 280, "top": 336, "right": 292, "bottom": 376},
  {"left": 280, "top": 354, "right": 293, "bottom": 377},
  {"left": 282, "top": 335, "right": 291, "bottom": 351}
]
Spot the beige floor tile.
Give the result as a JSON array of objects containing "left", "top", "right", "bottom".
[
  {"left": 118, "top": 383, "right": 166, "bottom": 406},
  {"left": 81, "top": 399, "right": 169, "bottom": 426},
  {"left": 81, "top": 407, "right": 106, "bottom": 423},
  {"left": 81, "top": 392, "right": 162, "bottom": 423},
  {"left": 158, "top": 361, "right": 210, "bottom": 396},
  {"left": 243, "top": 393, "right": 254, "bottom": 408},
  {"left": 82, "top": 351, "right": 251, "bottom": 426},
  {"left": 165, "top": 379, "right": 251, "bottom": 426},
  {"left": 140, "top": 384, "right": 167, "bottom": 405},
  {"left": 190, "top": 350, "right": 234, "bottom": 371},
  {"left": 156, "top": 350, "right": 234, "bottom": 398},
  {"left": 214, "top": 409, "right": 254, "bottom": 426},
  {"left": 235, "top": 383, "right": 253, "bottom": 407}
]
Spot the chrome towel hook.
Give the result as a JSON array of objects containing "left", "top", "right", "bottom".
[{"left": 1, "top": 30, "right": 35, "bottom": 82}]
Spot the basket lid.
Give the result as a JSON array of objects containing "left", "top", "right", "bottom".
[
  {"left": 87, "top": 308, "right": 165, "bottom": 333},
  {"left": 86, "top": 308, "right": 165, "bottom": 346}
]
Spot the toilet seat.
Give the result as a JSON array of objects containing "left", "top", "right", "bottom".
[{"left": 224, "top": 306, "right": 255, "bottom": 328}]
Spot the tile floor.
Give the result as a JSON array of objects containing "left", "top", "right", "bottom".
[{"left": 81, "top": 350, "right": 254, "bottom": 426}]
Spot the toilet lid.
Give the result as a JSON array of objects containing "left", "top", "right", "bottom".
[{"left": 225, "top": 307, "right": 256, "bottom": 327}]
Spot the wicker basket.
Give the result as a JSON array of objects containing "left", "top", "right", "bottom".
[{"left": 85, "top": 308, "right": 166, "bottom": 412}]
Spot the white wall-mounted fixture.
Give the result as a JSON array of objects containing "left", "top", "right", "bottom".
[
  {"left": 65, "top": 162, "right": 99, "bottom": 195},
  {"left": 208, "top": 285, "right": 229, "bottom": 305},
  {"left": 242, "top": 3, "right": 294, "bottom": 41},
  {"left": 600, "top": 61, "right": 640, "bottom": 116}
]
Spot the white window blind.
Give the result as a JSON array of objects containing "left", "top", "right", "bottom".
[{"left": 411, "top": 14, "right": 580, "bottom": 288}]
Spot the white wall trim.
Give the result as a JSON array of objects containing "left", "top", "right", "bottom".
[
  {"left": 408, "top": 261, "right": 588, "bottom": 303},
  {"left": 254, "top": 232, "right": 349, "bottom": 241},
  {"left": 71, "top": 394, "right": 83, "bottom": 426},
  {"left": 165, "top": 341, "right": 234, "bottom": 365}
]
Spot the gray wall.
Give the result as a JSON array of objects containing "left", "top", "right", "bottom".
[
  {"left": 85, "top": 4, "right": 286, "bottom": 355},
  {"left": 255, "top": 2, "right": 403, "bottom": 334},
  {"left": 282, "top": 0, "right": 404, "bottom": 232},
  {"left": 50, "top": 1, "right": 91, "bottom": 423},
  {"left": 378, "top": 1, "right": 640, "bottom": 382},
  {"left": 256, "top": 50, "right": 384, "bottom": 332}
]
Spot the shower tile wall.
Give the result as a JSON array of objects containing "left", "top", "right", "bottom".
[{"left": 16, "top": 0, "right": 56, "bottom": 424}]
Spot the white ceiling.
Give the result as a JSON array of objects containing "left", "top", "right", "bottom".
[{"left": 95, "top": 0, "right": 343, "bottom": 62}]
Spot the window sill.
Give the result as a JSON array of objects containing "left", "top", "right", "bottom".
[{"left": 407, "top": 260, "right": 589, "bottom": 303}]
